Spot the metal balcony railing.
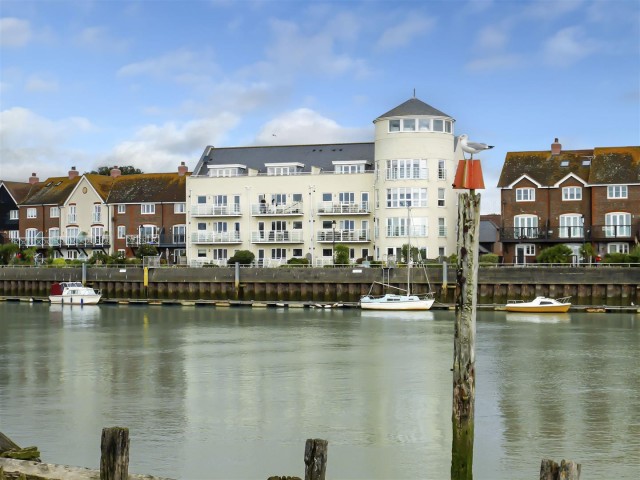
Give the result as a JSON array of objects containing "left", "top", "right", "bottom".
[
  {"left": 191, "top": 204, "right": 242, "bottom": 216},
  {"left": 316, "top": 229, "right": 370, "bottom": 242},
  {"left": 316, "top": 202, "right": 370, "bottom": 214},
  {"left": 500, "top": 224, "right": 635, "bottom": 242},
  {"left": 251, "top": 202, "right": 304, "bottom": 215},
  {"left": 250, "top": 230, "right": 304, "bottom": 243},
  {"left": 126, "top": 234, "right": 160, "bottom": 246},
  {"left": 190, "top": 231, "right": 241, "bottom": 244},
  {"left": 15, "top": 236, "right": 110, "bottom": 248}
]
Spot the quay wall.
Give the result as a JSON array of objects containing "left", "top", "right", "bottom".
[{"left": 0, "top": 266, "right": 639, "bottom": 306}]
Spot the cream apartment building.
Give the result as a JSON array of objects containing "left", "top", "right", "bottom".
[{"left": 186, "top": 97, "right": 461, "bottom": 266}]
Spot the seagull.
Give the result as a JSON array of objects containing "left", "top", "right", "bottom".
[{"left": 459, "top": 134, "right": 494, "bottom": 158}]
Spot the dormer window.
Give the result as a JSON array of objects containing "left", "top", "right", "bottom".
[
  {"left": 332, "top": 160, "right": 368, "bottom": 174},
  {"left": 266, "top": 162, "right": 304, "bottom": 176},
  {"left": 207, "top": 164, "right": 246, "bottom": 177}
]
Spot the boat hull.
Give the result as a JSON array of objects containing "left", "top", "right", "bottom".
[
  {"left": 49, "top": 295, "right": 101, "bottom": 305},
  {"left": 360, "top": 295, "right": 434, "bottom": 311},
  {"left": 505, "top": 304, "right": 571, "bottom": 313}
]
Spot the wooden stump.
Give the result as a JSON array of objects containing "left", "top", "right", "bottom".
[
  {"left": 540, "top": 459, "right": 581, "bottom": 479},
  {"left": 304, "top": 439, "right": 328, "bottom": 480},
  {"left": 100, "top": 427, "right": 129, "bottom": 480}
]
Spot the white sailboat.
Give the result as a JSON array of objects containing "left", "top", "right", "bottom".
[{"left": 360, "top": 206, "right": 435, "bottom": 311}]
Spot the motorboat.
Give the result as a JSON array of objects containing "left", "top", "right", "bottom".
[
  {"left": 49, "top": 282, "right": 102, "bottom": 305},
  {"left": 360, "top": 293, "right": 435, "bottom": 311},
  {"left": 505, "top": 296, "right": 571, "bottom": 313}
]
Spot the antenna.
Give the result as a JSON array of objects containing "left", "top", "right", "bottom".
[{"left": 413, "top": 88, "right": 416, "bottom": 98}]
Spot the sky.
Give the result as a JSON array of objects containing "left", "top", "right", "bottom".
[{"left": 1, "top": 0, "right": 639, "bottom": 214}]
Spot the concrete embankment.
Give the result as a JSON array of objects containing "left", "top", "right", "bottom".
[{"left": 0, "top": 265, "right": 638, "bottom": 306}]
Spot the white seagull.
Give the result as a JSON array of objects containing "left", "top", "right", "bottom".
[{"left": 459, "top": 134, "right": 494, "bottom": 158}]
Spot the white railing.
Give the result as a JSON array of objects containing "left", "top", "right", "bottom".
[
  {"left": 15, "top": 235, "right": 110, "bottom": 247},
  {"left": 386, "top": 168, "right": 428, "bottom": 180},
  {"left": 250, "top": 230, "right": 304, "bottom": 243},
  {"left": 190, "top": 231, "right": 241, "bottom": 243},
  {"left": 190, "top": 204, "right": 242, "bottom": 216},
  {"left": 316, "top": 202, "right": 370, "bottom": 214},
  {"left": 316, "top": 229, "right": 370, "bottom": 242},
  {"left": 126, "top": 234, "right": 160, "bottom": 246},
  {"left": 92, "top": 213, "right": 102, "bottom": 223},
  {"left": 251, "top": 202, "right": 304, "bottom": 215},
  {"left": 67, "top": 214, "right": 77, "bottom": 223}
]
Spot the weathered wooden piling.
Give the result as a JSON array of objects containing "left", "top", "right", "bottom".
[
  {"left": 100, "top": 427, "right": 129, "bottom": 480},
  {"left": 451, "top": 191, "right": 481, "bottom": 480},
  {"left": 304, "top": 439, "right": 328, "bottom": 480},
  {"left": 540, "top": 458, "right": 581, "bottom": 479}
]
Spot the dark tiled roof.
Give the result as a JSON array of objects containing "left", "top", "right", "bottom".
[
  {"left": 106, "top": 173, "right": 189, "bottom": 203},
  {"left": 193, "top": 142, "right": 375, "bottom": 176},
  {"left": 21, "top": 176, "right": 82, "bottom": 205},
  {"left": 375, "top": 97, "right": 452, "bottom": 121},
  {"left": 85, "top": 174, "right": 116, "bottom": 201},
  {"left": 589, "top": 146, "right": 640, "bottom": 184},
  {"left": 497, "top": 150, "right": 593, "bottom": 187},
  {"left": 1, "top": 181, "right": 33, "bottom": 204}
]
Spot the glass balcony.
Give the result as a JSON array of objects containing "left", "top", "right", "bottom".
[{"left": 250, "top": 230, "right": 304, "bottom": 243}]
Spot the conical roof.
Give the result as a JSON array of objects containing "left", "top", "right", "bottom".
[{"left": 375, "top": 97, "right": 452, "bottom": 121}]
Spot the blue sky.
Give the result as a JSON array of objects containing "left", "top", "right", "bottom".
[{"left": 1, "top": 0, "right": 639, "bottom": 213}]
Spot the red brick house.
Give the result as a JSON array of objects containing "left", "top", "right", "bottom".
[{"left": 498, "top": 139, "right": 639, "bottom": 264}]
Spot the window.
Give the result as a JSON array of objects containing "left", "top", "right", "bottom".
[
  {"left": 335, "top": 163, "right": 365, "bottom": 174},
  {"left": 514, "top": 215, "right": 539, "bottom": 238},
  {"left": 438, "top": 247, "right": 445, "bottom": 258},
  {"left": 516, "top": 188, "right": 535, "bottom": 202},
  {"left": 68, "top": 205, "right": 77, "bottom": 223},
  {"left": 322, "top": 248, "right": 332, "bottom": 257},
  {"left": 66, "top": 227, "right": 79, "bottom": 245},
  {"left": 9, "top": 210, "right": 18, "bottom": 220},
  {"left": 117, "top": 204, "right": 126, "bottom": 214},
  {"left": 389, "top": 119, "right": 400, "bottom": 132},
  {"left": 559, "top": 215, "right": 583, "bottom": 238},
  {"left": 521, "top": 244, "right": 536, "bottom": 256},
  {"left": 117, "top": 225, "right": 125, "bottom": 239},
  {"left": 418, "top": 119, "right": 430, "bottom": 131},
  {"left": 50, "top": 207, "right": 60, "bottom": 218},
  {"left": 322, "top": 220, "right": 334, "bottom": 229},
  {"left": 604, "top": 212, "right": 631, "bottom": 237},
  {"left": 292, "top": 249, "right": 303, "bottom": 257},
  {"left": 197, "top": 249, "right": 207, "bottom": 258},
  {"left": 197, "top": 195, "right": 207, "bottom": 204},
  {"left": 117, "top": 249, "right": 126, "bottom": 257},
  {"left": 386, "top": 159, "right": 428, "bottom": 180},
  {"left": 438, "top": 160, "right": 446, "bottom": 180},
  {"left": 197, "top": 222, "right": 207, "bottom": 231},
  {"left": 27, "top": 208, "right": 37, "bottom": 219},
  {"left": 266, "top": 163, "right": 303, "bottom": 175},
  {"left": 49, "top": 228, "right": 60, "bottom": 246},
  {"left": 93, "top": 204, "right": 101, "bottom": 223},
  {"left": 271, "top": 248, "right": 286, "bottom": 259},
  {"left": 410, "top": 218, "right": 428, "bottom": 237},
  {"left": 402, "top": 119, "right": 415, "bottom": 131},
  {"left": 212, "top": 249, "right": 228, "bottom": 260},
  {"left": 322, "top": 193, "right": 332, "bottom": 202},
  {"left": 141, "top": 203, "right": 155, "bottom": 214},
  {"left": 607, "top": 243, "right": 629, "bottom": 254},
  {"left": 209, "top": 167, "right": 242, "bottom": 177},
  {"left": 173, "top": 225, "right": 186, "bottom": 243},
  {"left": 433, "top": 119, "right": 444, "bottom": 131},
  {"left": 9, "top": 230, "right": 19, "bottom": 241},
  {"left": 174, "top": 203, "right": 186, "bottom": 214},
  {"left": 562, "top": 187, "right": 582, "bottom": 201},
  {"left": 438, "top": 188, "right": 445, "bottom": 207},
  {"left": 386, "top": 188, "right": 427, "bottom": 207},
  {"left": 607, "top": 185, "right": 628, "bottom": 199},
  {"left": 91, "top": 226, "right": 104, "bottom": 243},
  {"left": 438, "top": 218, "right": 446, "bottom": 237}
]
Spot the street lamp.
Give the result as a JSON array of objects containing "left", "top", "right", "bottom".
[{"left": 332, "top": 220, "right": 336, "bottom": 265}]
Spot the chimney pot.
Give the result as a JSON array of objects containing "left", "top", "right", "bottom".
[
  {"left": 551, "top": 138, "right": 562, "bottom": 155},
  {"left": 29, "top": 173, "right": 39, "bottom": 184},
  {"left": 110, "top": 166, "right": 122, "bottom": 178},
  {"left": 68, "top": 166, "right": 79, "bottom": 179},
  {"left": 178, "top": 162, "right": 188, "bottom": 176}
]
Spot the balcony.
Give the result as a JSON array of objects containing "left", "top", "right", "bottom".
[
  {"left": 191, "top": 231, "right": 241, "bottom": 244},
  {"left": 590, "top": 224, "right": 633, "bottom": 241},
  {"left": 251, "top": 202, "right": 303, "bottom": 216},
  {"left": 317, "top": 202, "right": 370, "bottom": 214},
  {"left": 191, "top": 204, "right": 241, "bottom": 217},
  {"left": 126, "top": 234, "right": 159, "bottom": 247},
  {"left": 500, "top": 224, "right": 635, "bottom": 242},
  {"left": 250, "top": 230, "right": 304, "bottom": 243},
  {"left": 15, "top": 235, "right": 110, "bottom": 248},
  {"left": 317, "top": 229, "right": 370, "bottom": 242}
]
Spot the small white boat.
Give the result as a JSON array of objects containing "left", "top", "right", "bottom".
[
  {"left": 360, "top": 293, "right": 434, "bottom": 311},
  {"left": 505, "top": 296, "right": 571, "bottom": 313},
  {"left": 49, "top": 282, "right": 102, "bottom": 305}
]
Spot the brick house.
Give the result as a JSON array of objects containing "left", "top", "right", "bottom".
[{"left": 498, "top": 139, "right": 640, "bottom": 264}]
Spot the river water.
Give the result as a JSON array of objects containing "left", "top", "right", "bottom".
[{"left": 0, "top": 303, "right": 638, "bottom": 479}]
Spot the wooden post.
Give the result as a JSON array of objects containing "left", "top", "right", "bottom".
[
  {"left": 100, "top": 427, "right": 129, "bottom": 480},
  {"left": 304, "top": 438, "right": 328, "bottom": 480},
  {"left": 540, "top": 459, "right": 581, "bottom": 479},
  {"left": 451, "top": 191, "right": 481, "bottom": 480}
]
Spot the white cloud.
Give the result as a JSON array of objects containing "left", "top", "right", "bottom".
[
  {"left": 376, "top": 14, "right": 435, "bottom": 50},
  {"left": 102, "top": 114, "right": 240, "bottom": 173},
  {"left": 25, "top": 74, "right": 59, "bottom": 93},
  {"left": 543, "top": 26, "right": 599, "bottom": 66},
  {"left": 466, "top": 53, "right": 522, "bottom": 72},
  {"left": 475, "top": 25, "right": 509, "bottom": 51},
  {"left": 254, "top": 108, "right": 371, "bottom": 145},
  {"left": 76, "top": 26, "right": 128, "bottom": 51},
  {"left": 0, "top": 17, "right": 32, "bottom": 47},
  {"left": 117, "top": 49, "right": 219, "bottom": 85}
]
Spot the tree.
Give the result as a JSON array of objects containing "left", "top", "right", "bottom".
[
  {"left": 536, "top": 244, "right": 573, "bottom": 264},
  {"left": 334, "top": 244, "right": 349, "bottom": 265},
  {"left": 136, "top": 244, "right": 158, "bottom": 259},
  {"left": 0, "top": 243, "right": 19, "bottom": 265},
  {"left": 227, "top": 250, "right": 255, "bottom": 265},
  {"left": 401, "top": 243, "right": 420, "bottom": 263},
  {"left": 90, "top": 166, "right": 143, "bottom": 176},
  {"left": 579, "top": 242, "right": 596, "bottom": 262}
]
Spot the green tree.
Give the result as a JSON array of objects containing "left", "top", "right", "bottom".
[
  {"left": 536, "top": 244, "right": 573, "bottom": 264},
  {"left": 334, "top": 244, "right": 349, "bottom": 265},
  {"left": 136, "top": 244, "right": 159, "bottom": 259},
  {"left": 90, "top": 165, "right": 143, "bottom": 176},
  {"left": 227, "top": 250, "right": 255, "bottom": 265},
  {"left": 0, "top": 243, "right": 19, "bottom": 265},
  {"left": 401, "top": 243, "right": 420, "bottom": 263},
  {"left": 579, "top": 242, "right": 596, "bottom": 262}
]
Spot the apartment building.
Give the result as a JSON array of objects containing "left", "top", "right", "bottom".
[
  {"left": 498, "top": 139, "right": 640, "bottom": 264},
  {"left": 186, "top": 97, "right": 461, "bottom": 266}
]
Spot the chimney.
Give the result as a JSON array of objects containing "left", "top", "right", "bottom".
[
  {"left": 28, "top": 173, "right": 39, "bottom": 184},
  {"left": 551, "top": 138, "right": 562, "bottom": 155},
  {"left": 178, "top": 161, "right": 188, "bottom": 176},
  {"left": 110, "top": 166, "right": 121, "bottom": 178},
  {"left": 68, "top": 166, "right": 79, "bottom": 179}
]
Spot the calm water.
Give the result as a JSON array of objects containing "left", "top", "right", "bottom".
[{"left": 0, "top": 303, "right": 638, "bottom": 480}]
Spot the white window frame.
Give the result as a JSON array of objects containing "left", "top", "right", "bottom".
[
  {"left": 607, "top": 243, "right": 629, "bottom": 254},
  {"left": 437, "top": 160, "right": 446, "bottom": 180},
  {"left": 386, "top": 159, "right": 428, "bottom": 180},
  {"left": 562, "top": 187, "right": 582, "bottom": 201},
  {"left": 9, "top": 210, "right": 18, "bottom": 220},
  {"left": 559, "top": 214, "right": 583, "bottom": 238},
  {"left": 607, "top": 185, "right": 628, "bottom": 199},
  {"left": 514, "top": 215, "right": 539, "bottom": 238},
  {"left": 386, "top": 188, "right": 427, "bottom": 208},
  {"left": 174, "top": 203, "right": 186, "bottom": 214},
  {"left": 604, "top": 212, "right": 631, "bottom": 237},
  {"left": 437, "top": 188, "right": 445, "bottom": 207},
  {"left": 49, "top": 206, "right": 60, "bottom": 218},
  {"left": 117, "top": 225, "right": 126, "bottom": 239},
  {"left": 117, "top": 204, "right": 126, "bottom": 214},
  {"left": 438, "top": 217, "right": 446, "bottom": 237},
  {"left": 141, "top": 203, "right": 155, "bottom": 215},
  {"left": 27, "top": 208, "right": 37, "bottom": 219},
  {"left": 516, "top": 188, "right": 535, "bottom": 202}
]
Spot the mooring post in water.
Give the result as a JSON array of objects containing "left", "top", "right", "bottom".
[
  {"left": 540, "top": 459, "right": 581, "bottom": 480},
  {"left": 451, "top": 190, "right": 481, "bottom": 480},
  {"left": 100, "top": 426, "right": 129, "bottom": 480},
  {"left": 304, "top": 438, "right": 328, "bottom": 480}
]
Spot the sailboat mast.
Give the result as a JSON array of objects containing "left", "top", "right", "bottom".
[{"left": 407, "top": 203, "right": 411, "bottom": 294}]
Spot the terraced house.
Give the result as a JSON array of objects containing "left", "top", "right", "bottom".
[
  {"left": 498, "top": 139, "right": 640, "bottom": 264},
  {"left": 186, "top": 97, "right": 462, "bottom": 266}
]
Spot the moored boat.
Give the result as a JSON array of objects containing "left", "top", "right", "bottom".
[
  {"left": 505, "top": 296, "right": 571, "bottom": 313},
  {"left": 49, "top": 282, "right": 102, "bottom": 305},
  {"left": 360, "top": 293, "right": 434, "bottom": 310}
]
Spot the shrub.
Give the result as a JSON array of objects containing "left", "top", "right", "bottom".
[
  {"left": 334, "top": 244, "right": 349, "bottom": 265},
  {"left": 136, "top": 244, "right": 158, "bottom": 259},
  {"left": 536, "top": 244, "right": 573, "bottom": 264},
  {"left": 479, "top": 253, "right": 499, "bottom": 264},
  {"left": 227, "top": 250, "right": 255, "bottom": 265},
  {"left": 0, "top": 243, "right": 19, "bottom": 265},
  {"left": 286, "top": 257, "right": 309, "bottom": 266},
  {"left": 51, "top": 258, "right": 67, "bottom": 266}
]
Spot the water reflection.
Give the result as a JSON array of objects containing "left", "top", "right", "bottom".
[
  {"left": 358, "top": 310, "right": 435, "bottom": 322},
  {"left": 49, "top": 304, "right": 102, "bottom": 326},
  {"left": 505, "top": 312, "right": 571, "bottom": 324}
]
